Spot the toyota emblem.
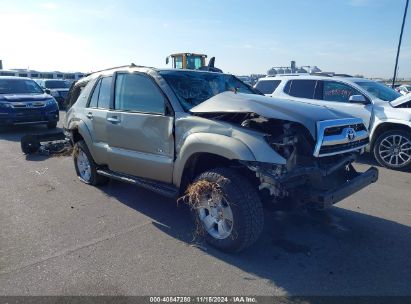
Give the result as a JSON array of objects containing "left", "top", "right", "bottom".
[{"left": 346, "top": 128, "right": 356, "bottom": 141}]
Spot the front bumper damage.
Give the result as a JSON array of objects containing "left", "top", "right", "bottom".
[
  {"left": 242, "top": 153, "right": 379, "bottom": 209},
  {"left": 308, "top": 166, "right": 378, "bottom": 209}
]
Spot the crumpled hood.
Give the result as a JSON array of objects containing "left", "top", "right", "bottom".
[
  {"left": 190, "top": 92, "right": 354, "bottom": 137},
  {"left": 0, "top": 93, "right": 51, "bottom": 102},
  {"left": 390, "top": 94, "right": 411, "bottom": 107}
]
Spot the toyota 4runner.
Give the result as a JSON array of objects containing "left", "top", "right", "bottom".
[{"left": 65, "top": 65, "right": 378, "bottom": 252}]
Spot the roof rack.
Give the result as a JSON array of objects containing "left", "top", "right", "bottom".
[
  {"left": 310, "top": 72, "right": 333, "bottom": 77},
  {"left": 333, "top": 73, "right": 353, "bottom": 77},
  {"left": 310, "top": 72, "right": 353, "bottom": 77},
  {"left": 85, "top": 63, "right": 145, "bottom": 76}
]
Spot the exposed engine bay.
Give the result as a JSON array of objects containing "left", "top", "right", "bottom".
[{"left": 197, "top": 111, "right": 377, "bottom": 209}]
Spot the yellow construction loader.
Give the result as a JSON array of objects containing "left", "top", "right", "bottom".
[{"left": 166, "top": 53, "right": 222, "bottom": 72}]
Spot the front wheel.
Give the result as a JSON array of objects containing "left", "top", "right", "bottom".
[
  {"left": 188, "top": 167, "right": 264, "bottom": 253},
  {"left": 373, "top": 129, "right": 411, "bottom": 171}
]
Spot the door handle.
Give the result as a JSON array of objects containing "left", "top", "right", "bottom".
[
  {"left": 107, "top": 116, "right": 120, "bottom": 124},
  {"left": 86, "top": 112, "right": 93, "bottom": 119}
]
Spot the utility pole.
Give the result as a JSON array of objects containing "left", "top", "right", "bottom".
[{"left": 392, "top": 0, "right": 409, "bottom": 88}]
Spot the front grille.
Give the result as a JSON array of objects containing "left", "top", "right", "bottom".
[
  {"left": 14, "top": 114, "right": 44, "bottom": 122},
  {"left": 59, "top": 91, "right": 68, "bottom": 98},
  {"left": 324, "top": 123, "right": 366, "bottom": 136},
  {"left": 319, "top": 138, "right": 369, "bottom": 154},
  {"left": 13, "top": 108, "right": 42, "bottom": 114}
]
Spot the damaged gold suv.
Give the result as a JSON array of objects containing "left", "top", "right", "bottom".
[{"left": 64, "top": 65, "right": 378, "bottom": 252}]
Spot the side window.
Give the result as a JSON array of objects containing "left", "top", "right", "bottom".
[
  {"left": 322, "top": 81, "right": 362, "bottom": 103},
  {"left": 288, "top": 80, "right": 317, "bottom": 99},
  {"left": 114, "top": 73, "right": 165, "bottom": 114},
  {"left": 283, "top": 80, "right": 291, "bottom": 94},
  {"left": 97, "top": 76, "right": 112, "bottom": 109},
  {"left": 255, "top": 80, "right": 281, "bottom": 94},
  {"left": 88, "top": 79, "right": 101, "bottom": 108},
  {"left": 174, "top": 56, "right": 183, "bottom": 69}
]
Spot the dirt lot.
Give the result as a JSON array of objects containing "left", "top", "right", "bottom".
[{"left": 1, "top": 112, "right": 410, "bottom": 296}]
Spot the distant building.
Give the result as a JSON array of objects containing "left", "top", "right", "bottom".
[
  {"left": 0, "top": 68, "right": 85, "bottom": 82},
  {"left": 267, "top": 61, "right": 322, "bottom": 76}
]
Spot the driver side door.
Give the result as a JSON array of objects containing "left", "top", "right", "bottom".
[{"left": 106, "top": 72, "right": 175, "bottom": 183}]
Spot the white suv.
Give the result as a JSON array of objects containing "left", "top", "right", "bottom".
[{"left": 255, "top": 75, "right": 411, "bottom": 170}]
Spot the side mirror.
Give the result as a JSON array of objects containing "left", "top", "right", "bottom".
[
  {"left": 349, "top": 94, "right": 367, "bottom": 104},
  {"left": 166, "top": 57, "right": 169, "bottom": 65},
  {"left": 44, "top": 89, "right": 51, "bottom": 94}
]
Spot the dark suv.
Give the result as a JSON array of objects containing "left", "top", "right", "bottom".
[
  {"left": 36, "top": 79, "right": 70, "bottom": 106},
  {"left": 0, "top": 77, "right": 59, "bottom": 129}
]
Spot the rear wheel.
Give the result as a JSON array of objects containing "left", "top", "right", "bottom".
[
  {"left": 73, "top": 140, "right": 108, "bottom": 185},
  {"left": 189, "top": 167, "right": 264, "bottom": 253},
  {"left": 373, "top": 129, "right": 411, "bottom": 171}
]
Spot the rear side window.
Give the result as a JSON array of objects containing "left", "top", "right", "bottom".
[
  {"left": 114, "top": 73, "right": 165, "bottom": 114},
  {"left": 287, "top": 80, "right": 317, "bottom": 99},
  {"left": 87, "top": 76, "right": 112, "bottom": 109},
  {"left": 98, "top": 77, "right": 112, "bottom": 109},
  {"left": 89, "top": 79, "right": 101, "bottom": 108},
  {"left": 255, "top": 80, "right": 281, "bottom": 94}
]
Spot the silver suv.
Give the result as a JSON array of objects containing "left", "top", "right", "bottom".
[
  {"left": 65, "top": 65, "right": 377, "bottom": 252},
  {"left": 256, "top": 75, "right": 411, "bottom": 170}
]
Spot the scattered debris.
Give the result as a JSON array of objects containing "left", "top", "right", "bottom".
[
  {"left": 33, "top": 168, "right": 48, "bottom": 175},
  {"left": 180, "top": 179, "right": 225, "bottom": 210},
  {"left": 21, "top": 132, "right": 72, "bottom": 157},
  {"left": 179, "top": 179, "right": 227, "bottom": 239}
]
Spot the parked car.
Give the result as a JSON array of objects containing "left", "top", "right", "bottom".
[
  {"left": 256, "top": 75, "right": 411, "bottom": 170},
  {"left": 397, "top": 84, "right": 411, "bottom": 95},
  {"left": 36, "top": 79, "right": 70, "bottom": 106},
  {"left": 0, "top": 77, "right": 59, "bottom": 129},
  {"left": 65, "top": 65, "right": 377, "bottom": 252}
]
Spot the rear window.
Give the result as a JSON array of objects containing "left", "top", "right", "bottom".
[
  {"left": 44, "top": 80, "right": 69, "bottom": 89},
  {"left": 286, "top": 80, "right": 316, "bottom": 99},
  {"left": 255, "top": 80, "right": 281, "bottom": 94}
]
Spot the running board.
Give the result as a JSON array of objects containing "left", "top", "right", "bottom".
[{"left": 96, "top": 169, "right": 179, "bottom": 198}]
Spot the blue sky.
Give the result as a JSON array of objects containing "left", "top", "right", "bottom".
[{"left": 0, "top": 0, "right": 410, "bottom": 78}]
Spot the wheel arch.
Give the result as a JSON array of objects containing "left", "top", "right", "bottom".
[
  {"left": 173, "top": 133, "right": 257, "bottom": 190},
  {"left": 370, "top": 121, "right": 411, "bottom": 150}
]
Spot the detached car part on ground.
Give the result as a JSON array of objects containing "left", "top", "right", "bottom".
[{"left": 64, "top": 66, "right": 378, "bottom": 252}]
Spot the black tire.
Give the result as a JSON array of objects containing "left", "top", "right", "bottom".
[
  {"left": 190, "top": 167, "right": 264, "bottom": 253},
  {"left": 373, "top": 129, "right": 411, "bottom": 171},
  {"left": 47, "top": 122, "right": 57, "bottom": 129},
  {"left": 73, "top": 140, "right": 109, "bottom": 185},
  {"left": 21, "top": 135, "right": 40, "bottom": 154}
]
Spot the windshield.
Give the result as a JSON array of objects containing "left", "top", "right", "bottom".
[
  {"left": 0, "top": 79, "right": 44, "bottom": 94},
  {"left": 44, "top": 80, "right": 69, "bottom": 89},
  {"left": 160, "top": 71, "right": 259, "bottom": 111},
  {"left": 355, "top": 81, "right": 401, "bottom": 101}
]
